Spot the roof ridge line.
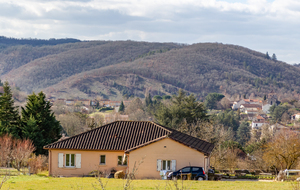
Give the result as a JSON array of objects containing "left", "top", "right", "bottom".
[
  {"left": 125, "top": 135, "right": 168, "bottom": 153},
  {"left": 44, "top": 121, "right": 120, "bottom": 148},
  {"left": 150, "top": 121, "right": 173, "bottom": 134}
]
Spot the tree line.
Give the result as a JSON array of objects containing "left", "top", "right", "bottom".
[
  {"left": 119, "top": 89, "right": 300, "bottom": 174},
  {"left": 0, "top": 81, "right": 61, "bottom": 155}
]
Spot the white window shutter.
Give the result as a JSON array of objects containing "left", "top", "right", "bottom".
[
  {"left": 157, "top": 159, "right": 161, "bottom": 171},
  {"left": 172, "top": 160, "right": 176, "bottom": 172},
  {"left": 58, "top": 153, "right": 64, "bottom": 168},
  {"left": 76, "top": 154, "right": 81, "bottom": 168}
]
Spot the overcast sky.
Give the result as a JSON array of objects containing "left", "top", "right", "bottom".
[{"left": 0, "top": 0, "right": 299, "bottom": 64}]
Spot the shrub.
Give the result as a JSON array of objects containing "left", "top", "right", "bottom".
[{"left": 28, "top": 155, "right": 48, "bottom": 174}]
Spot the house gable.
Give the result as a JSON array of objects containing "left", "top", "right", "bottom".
[{"left": 128, "top": 138, "right": 207, "bottom": 179}]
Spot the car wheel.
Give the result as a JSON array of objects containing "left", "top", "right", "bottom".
[{"left": 197, "top": 177, "right": 204, "bottom": 181}]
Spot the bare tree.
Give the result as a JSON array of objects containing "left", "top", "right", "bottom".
[
  {"left": 0, "top": 135, "right": 13, "bottom": 167},
  {"left": 219, "top": 97, "right": 231, "bottom": 110},
  {"left": 11, "top": 139, "right": 35, "bottom": 171},
  {"left": 0, "top": 174, "right": 9, "bottom": 189},
  {"left": 263, "top": 129, "right": 300, "bottom": 170},
  {"left": 58, "top": 113, "right": 87, "bottom": 136}
]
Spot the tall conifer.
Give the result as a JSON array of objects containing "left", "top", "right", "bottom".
[
  {"left": 21, "top": 91, "right": 61, "bottom": 154},
  {"left": 0, "top": 81, "right": 20, "bottom": 138},
  {"left": 119, "top": 101, "right": 125, "bottom": 112}
]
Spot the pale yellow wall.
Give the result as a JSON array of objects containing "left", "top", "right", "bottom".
[
  {"left": 49, "top": 149, "right": 128, "bottom": 177},
  {"left": 128, "top": 138, "right": 206, "bottom": 179}
]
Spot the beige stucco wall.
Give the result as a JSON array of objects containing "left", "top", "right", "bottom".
[
  {"left": 48, "top": 149, "right": 127, "bottom": 177},
  {"left": 128, "top": 138, "right": 206, "bottom": 179}
]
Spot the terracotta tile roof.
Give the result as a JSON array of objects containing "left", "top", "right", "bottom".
[
  {"left": 256, "top": 115, "right": 265, "bottom": 120},
  {"left": 44, "top": 121, "right": 214, "bottom": 155},
  {"left": 244, "top": 99, "right": 261, "bottom": 102}
]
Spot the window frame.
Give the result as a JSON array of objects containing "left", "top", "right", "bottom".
[
  {"left": 65, "top": 153, "right": 75, "bottom": 167},
  {"left": 117, "top": 155, "right": 128, "bottom": 166},
  {"left": 100, "top": 155, "right": 106, "bottom": 165},
  {"left": 162, "top": 160, "right": 171, "bottom": 171}
]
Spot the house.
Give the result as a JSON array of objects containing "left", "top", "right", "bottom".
[
  {"left": 44, "top": 121, "right": 214, "bottom": 179},
  {"left": 251, "top": 121, "right": 265, "bottom": 129},
  {"left": 79, "top": 99, "right": 91, "bottom": 106},
  {"left": 267, "top": 91, "right": 280, "bottom": 106},
  {"left": 99, "top": 99, "right": 111, "bottom": 106},
  {"left": 291, "top": 113, "right": 300, "bottom": 121},
  {"left": 240, "top": 104, "right": 261, "bottom": 114},
  {"left": 251, "top": 115, "right": 269, "bottom": 129},
  {"left": 232, "top": 99, "right": 262, "bottom": 110},
  {"left": 66, "top": 99, "right": 75, "bottom": 106},
  {"left": 255, "top": 115, "right": 265, "bottom": 122},
  {"left": 244, "top": 99, "right": 262, "bottom": 105}
]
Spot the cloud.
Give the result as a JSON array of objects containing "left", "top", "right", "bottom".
[{"left": 0, "top": 0, "right": 299, "bottom": 63}]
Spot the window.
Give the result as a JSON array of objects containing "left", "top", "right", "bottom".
[
  {"left": 118, "top": 155, "right": 127, "bottom": 166},
  {"left": 157, "top": 159, "right": 176, "bottom": 171},
  {"left": 181, "top": 167, "right": 191, "bottom": 173},
  {"left": 66, "top": 154, "right": 75, "bottom": 167},
  {"left": 100, "top": 155, "right": 106, "bottom": 165},
  {"left": 162, "top": 160, "right": 171, "bottom": 170}
]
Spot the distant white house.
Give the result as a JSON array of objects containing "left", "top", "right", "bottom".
[
  {"left": 251, "top": 121, "right": 265, "bottom": 129},
  {"left": 291, "top": 113, "right": 300, "bottom": 121},
  {"left": 251, "top": 115, "right": 267, "bottom": 129}
]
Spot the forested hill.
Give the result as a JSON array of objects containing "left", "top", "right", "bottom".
[
  {"left": 1, "top": 38, "right": 300, "bottom": 100},
  {"left": 0, "top": 36, "right": 80, "bottom": 46}
]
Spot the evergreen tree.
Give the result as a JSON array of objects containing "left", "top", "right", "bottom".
[
  {"left": 265, "top": 52, "right": 270, "bottom": 59},
  {"left": 145, "top": 93, "right": 153, "bottom": 107},
  {"left": 155, "top": 89, "right": 208, "bottom": 129},
  {"left": 204, "top": 93, "right": 225, "bottom": 109},
  {"left": 21, "top": 91, "right": 61, "bottom": 155},
  {"left": 119, "top": 101, "right": 125, "bottom": 112},
  {"left": 237, "top": 121, "right": 251, "bottom": 146},
  {"left": 0, "top": 81, "right": 20, "bottom": 138},
  {"left": 272, "top": 53, "right": 277, "bottom": 61},
  {"left": 263, "top": 95, "right": 267, "bottom": 101}
]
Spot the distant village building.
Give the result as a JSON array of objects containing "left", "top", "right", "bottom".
[
  {"left": 65, "top": 99, "right": 75, "bottom": 106},
  {"left": 291, "top": 113, "right": 300, "bottom": 121},
  {"left": 251, "top": 115, "right": 268, "bottom": 129},
  {"left": 240, "top": 104, "right": 261, "bottom": 114},
  {"left": 232, "top": 99, "right": 262, "bottom": 110},
  {"left": 267, "top": 91, "right": 280, "bottom": 106}
]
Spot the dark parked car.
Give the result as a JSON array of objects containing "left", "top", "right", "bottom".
[{"left": 167, "top": 166, "right": 207, "bottom": 181}]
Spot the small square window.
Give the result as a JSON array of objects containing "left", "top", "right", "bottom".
[{"left": 100, "top": 155, "right": 106, "bottom": 165}]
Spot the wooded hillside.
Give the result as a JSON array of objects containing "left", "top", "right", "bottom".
[{"left": 1, "top": 37, "right": 300, "bottom": 100}]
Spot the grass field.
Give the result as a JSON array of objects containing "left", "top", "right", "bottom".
[{"left": 0, "top": 174, "right": 292, "bottom": 190}]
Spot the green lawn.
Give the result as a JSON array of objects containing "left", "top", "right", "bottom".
[{"left": 0, "top": 175, "right": 293, "bottom": 190}]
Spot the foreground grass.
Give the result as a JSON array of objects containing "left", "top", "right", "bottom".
[{"left": 1, "top": 175, "right": 291, "bottom": 190}]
